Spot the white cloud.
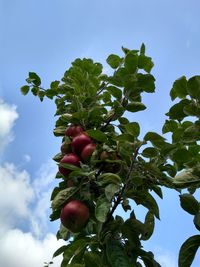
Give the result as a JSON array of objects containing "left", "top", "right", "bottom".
[
  {"left": 30, "top": 160, "right": 58, "bottom": 237},
  {"left": 0, "top": 162, "right": 34, "bottom": 233},
  {"left": 0, "top": 229, "right": 64, "bottom": 267},
  {"left": 0, "top": 158, "right": 64, "bottom": 267},
  {"left": 0, "top": 99, "right": 18, "bottom": 151}
]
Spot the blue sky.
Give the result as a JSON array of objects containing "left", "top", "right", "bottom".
[{"left": 1, "top": 0, "right": 200, "bottom": 266}]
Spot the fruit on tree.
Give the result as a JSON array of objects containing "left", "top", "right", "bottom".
[
  {"left": 81, "top": 143, "right": 96, "bottom": 161},
  {"left": 71, "top": 133, "right": 92, "bottom": 155},
  {"left": 59, "top": 153, "right": 80, "bottom": 177},
  {"left": 60, "top": 200, "right": 90, "bottom": 233},
  {"left": 65, "top": 125, "right": 83, "bottom": 138}
]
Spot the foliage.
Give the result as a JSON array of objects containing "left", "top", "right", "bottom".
[{"left": 21, "top": 44, "right": 200, "bottom": 267}]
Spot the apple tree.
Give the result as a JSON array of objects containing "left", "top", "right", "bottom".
[{"left": 21, "top": 44, "right": 200, "bottom": 267}]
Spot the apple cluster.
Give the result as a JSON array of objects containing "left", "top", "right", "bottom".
[{"left": 58, "top": 125, "right": 96, "bottom": 233}]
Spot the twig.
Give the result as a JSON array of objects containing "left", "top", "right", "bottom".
[{"left": 103, "top": 147, "right": 140, "bottom": 226}]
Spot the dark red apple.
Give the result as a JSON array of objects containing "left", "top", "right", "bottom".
[
  {"left": 65, "top": 125, "right": 83, "bottom": 138},
  {"left": 71, "top": 133, "right": 92, "bottom": 155},
  {"left": 59, "top": 153, "right": 80, "bottom": 177},
  {"left": 60, "top": 200, "right": 90, "bottom": 232},
  {"left": 81, "top": 143, "right": 96, "bottom": 161}
]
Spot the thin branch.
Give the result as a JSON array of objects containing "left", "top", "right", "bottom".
[{"left": 103, "top": 147, "right": 140, "bottom": 226}]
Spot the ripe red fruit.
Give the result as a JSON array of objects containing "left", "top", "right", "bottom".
[
  {"left": 65, "top": 125, "right": 83, "bottom": 138},
  {"left": 60, "top": 200, "right": 90, "bottom": 233},
  {"left": 59, "top": 153, "right": 80, "bottom": 177},
  {"left": 71, "top": 133, "right": 92, "bottom": 155},
  {"left": 81, "top": 143, "right": 96, "bottom": 161}
]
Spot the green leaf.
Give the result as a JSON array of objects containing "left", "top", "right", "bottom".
[
  {"left": 106, "top": 54, "right": 122, "bottom": 69},
  {"left": 106, "top": 86, "right": 122, "bottom": 100},
  {"left": 20, "top": 85, "right": 30, "bottom": 95},
  {"left": 124, "top": 52, "right": 138, "bottom": 73},
  {"left": 140, "top": 43, "right": 145, "bottom": 55},
  {"left": 194, "top": 212, "right": 200, "bottom": 231},
  {"left": 137, "top": 73, "right": 155, "bottom": 93},
  {"left": 126, "top": 102, "right": 146, "bottom": 112},
  {"left": 51, "top": 187, "right": 77, "bottom": 210},
  {"left": 95, "top": 198, "right": 111, "bottom": 222},
  {"left": 187, "top": 76, "right": 200, "bottom": 99},
  {"left": 53, "top": 245, "right": 68, "bottom": 258},
  {"left": 179, "top": 194, "right": 199, "bottom": 215},
  {"left": 183, "top": 125, "right": 200, "bottom": 143},
  {"left": 142, "top": 147, "right": 159, "bottom": 158},
  {"left": 139, "top": 249, "right": 161, "bottom": 267},
  {"left": 141, "top": 212, "right": 155, "bottom": 240},
  {"left": 138, "top": 55, "right": 154, "bottom": 73},
  {"left": 144, "top": 132, "right": 165, "bottom": 147},
  {"left": 105, "top": 183, "right": 119, "bottom": 201},
  {"left": 162, "top": 120, "right": 178, "bottom": 134},
  {"left": 84, "top": 252, "right": 102, "bottom": 267},
  {"left": 53, "top": 152, "right": 63, "bottom": 162},
  {"left": 106, "top": 239, "right": 132, "bottom": 267},
  {"left": 183, "top": 103, "right": 200, "bottom": 117},
  {"left": 59, "top": 162, "right": 81, "bottom": 172},
  {"left": 51, "top": 80, "right": 60, "bottom": 89},
  {"left": 67, "top": 264, "right": 85, "bottom": 267},
  {"left": 133, "top": 192, "right": 160, "bottom": 219},
  {"left": 57, "top": 223, "right": 71, "bottom": 240},
  {"left": 170, "top": 76, "right": 188, "bottom": 100},
  {"left": 173, "top": 170, "right": 200, "bottom": 188},
  {"left": 125, "top": 122, "right": 140, "bottom": 137},
  {"left": 45, "top": 89, "right": 56, "bottom": 99},
  {"left": 27, "top": 72, "right": 41, "bottom": 86},
  {"left": 118, "top": 117, "right": 130, "bottom": 124},
  {"left": 61, "top": 239, "right": 89, "bottom": 266},
  {"left": 178, "top": 235, "right": 200, "bottom": 267},
  {"left": 87, "top": 129, "right": 107, "bottom": 142},
  {"left": 172, "top": 148, "right": 192, "bottom": 164},
  {"left": 121, "top": 218, "right": 142, "bottom": 248},
  {"left": 98, "top": 173, "right": 121, "bottom": 185},
  {"left": 166, "top": 99, "right": 190, "bottom": 120},
  {"left": 115, "top": 133, "right": 135, "bottom": 142},
  {"left": 53, "top": 126, "right": 66, "bottom": 136},
  {"left": 31, "top": 86, "right": 39, "bottom": 96}
]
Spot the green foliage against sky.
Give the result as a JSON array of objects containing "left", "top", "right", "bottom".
[{"left": 22, "top": 45, "right": 200, "bottom": 267}]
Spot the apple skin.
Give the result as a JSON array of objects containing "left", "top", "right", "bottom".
[
  {"left": 71, "top": 133, "right": 92, "bottom": 155},
  {"left": 65, "top": 125, "right": 83, "bottom": 138},
  {"left": 60, "top": 200, "right": 90, "bottom": 233},
  {"left": 59, "top": 153, "right": 80, "bottom": 177},
  {"left": 81, "top": 143, "right": 96, "bottom": 161}
]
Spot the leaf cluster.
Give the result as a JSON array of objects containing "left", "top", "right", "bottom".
[{"left": 20, "top": 45, "right": 200, "bottom": 267}]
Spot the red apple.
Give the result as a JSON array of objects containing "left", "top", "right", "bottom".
[
  {"left": 60, "top": 200, "right": 90, "bottom": 233},
  {"left": 65, "top": 125, "right": 83, "bottom": 138},
  {"left": 59, "top": 153, "right": 80, "bottom": 177},
  {"left": 81, "top": 143, "right": 96, "bottom": 161},
  {"left": 71, "top": 133, "right": 92, "bottom": 155}
]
